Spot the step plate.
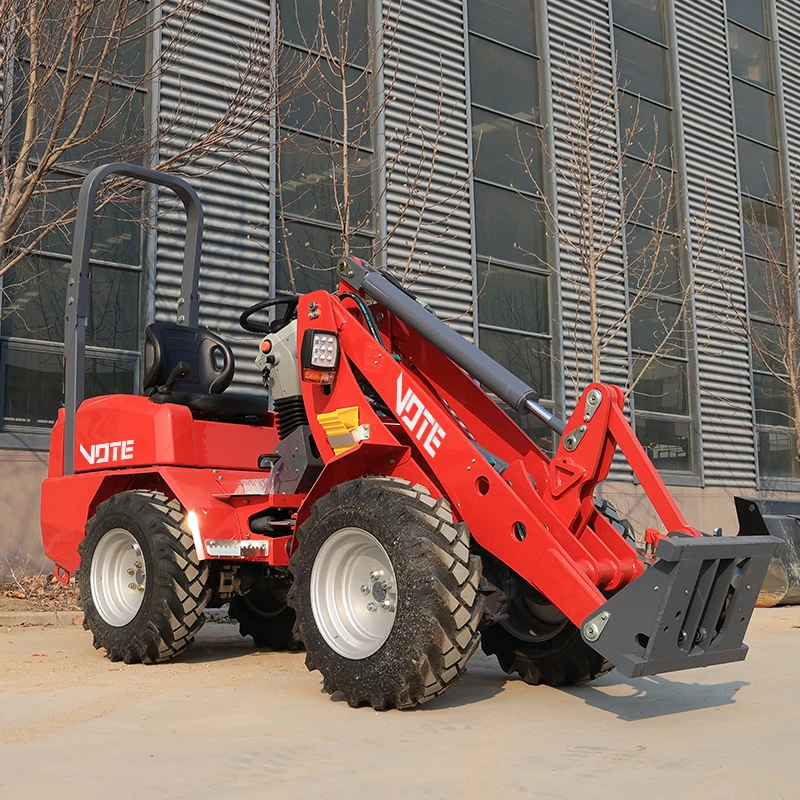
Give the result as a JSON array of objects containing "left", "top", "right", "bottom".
[{"left": 581, "top": 534, "right": 781, "bottom": 679}]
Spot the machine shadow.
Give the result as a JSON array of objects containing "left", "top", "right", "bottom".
[
  {"left": 564, "top": 673, "right": 749, "bottom": 721},
  {"left": 176, "top": 629, "right": 747, "bottom": 718},
  {"left": 172, "top": 624, "right": 303, "bottom": 665},
  {"left": 327, "top": 671, "right": 506, "bottom": 711}
]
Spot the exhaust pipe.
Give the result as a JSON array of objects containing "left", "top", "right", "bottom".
[{"left": 736, "top": 497, "right": 800, "bottom": 607}]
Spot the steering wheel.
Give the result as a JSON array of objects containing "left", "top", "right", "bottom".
[{"left": 239, "top": 296, "right": 300, "bottom": 334}]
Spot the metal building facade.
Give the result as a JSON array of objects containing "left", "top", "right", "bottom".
[
  {"left": 150, "top": 0, "right": 800, "bottom": 499},
  {"left": 5, "top": 0, "right": 800, "bottom": 579}
]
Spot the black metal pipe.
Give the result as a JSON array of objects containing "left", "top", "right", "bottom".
[{"left": 338, "top": 258, "right": 566, "bottom": 435}]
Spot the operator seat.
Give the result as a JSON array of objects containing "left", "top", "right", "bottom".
[{"left": 142, "top": 323, "right": 269, "bottom": 422}]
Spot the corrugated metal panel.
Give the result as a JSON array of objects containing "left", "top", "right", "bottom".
[
  {"left": 776, "top": 2, "right": 800, "bottom": 210},
  {"left": 155, "top": 0, "right": 271, "bottom": 386},
  {"left": 545, "top": 1, "right": 629, "bottom": 409},
  {"left": 674, "top": 0, "right": 756, "bottom": 486},
  {"left": 382, "top": 0, "right": 474, "bottom": 336}
]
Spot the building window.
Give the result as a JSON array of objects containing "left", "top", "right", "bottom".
[
  {"left": 612, "top": 0, "right": 695, "bottom": 475},
  {"left": 276, "top": 0, "right": 375, "bottom": 294},
  {"left": 467, "top": 0, "right": 554, "bottom": 453},
  {"left": 726, "top": 0, "right": 797, "bottom": 480},
  {"left": 0, "top": 5, "right": 148, "bottom": 438}
]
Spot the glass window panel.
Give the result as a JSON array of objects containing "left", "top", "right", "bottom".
[
  {"left": 728, "top": 21, "right": 771, "bottom": 88},
  {"left": 474, "top": 182, "right": 546, "bottom": 266},
  {"left": 614, "top": 28, "right": 669, "bottom": 105},
  {"left": 742, "top": 198, "right": 785, "bottom": 259},
  {"left": 500, "top": 401, "right": 554, "bottom": 454},
  {"left": 630, "top": 297, "right": 685, "bottom": 357},
  {"left": 626, "top": 224, "right": 682, "bottom": 296},
  {"left": 2, "top": 256, "right": 69, "bottom": 342},
  {"left": 727, "top": 0, "right": 766, "bottom": 35},
  {"left": 478, "top": 327, "right": 551, "bottom": 399},
  {"left": 468, "top": 0, "right": 538, "bottom": 54},
  {"left": 612, "top": 0, "right": 664, "bottom": 43},
  {"left": 279, "top": 133, "right": 375, "bottom": 230},
  {"left": 85, "top": 356, "right": 136, "bottom": 399},
  {"left": 737, "top": 137, "right": 781, "bottom": 202},
  {"left": 477, "top": 262, "right": 549, "bottom": 334},
  {"left": 632, "top": 355, "right": 689, "bottom": 415},
  {"left": 758, "top": 427, "right": 800, "bottom": 479},
  {"left": 469, "top": 35, "right": 539, "bottom": 124},
  {"left": 2, "top": 349, "right": 63, "bottom": 428},
  {"left": 622, "top": 158, "right": 678, "bottom": 230},
  {"left": 747, "top": 256, "right": 789, "bottom": 319},
  {"left": 38, "top": 2, "right": 147, "bottom": 78},
  {"left": 753, "top": 372, "right": 792, "bottom": 426},
  {"left": 15, "top": 175, "right": 141, "bottom": 266},
  {"left": 619, "top": 93, "right": 673, "bottom": 168},
  {"left": 2, "top": 350, "right": 136, "bottom": 428},
  {"left": 29, "top": 79, "right": 146, "bottom": 167},
  {"left": 733, "top": 79, "right": 777, "bottom": 145},
  {"left": 635, "top": 415, "right": 692, "bottom": 472},
  {"left": 279, "top": 0, "right": 369, "bottom": 66},
  {"left": 472, "top": 108, "right": 541, "bottom": 192},
  {"left": 89, "top": 267, "right": 139, "bottom": 351},
  {"left": 2, "top": 257, "right": 139, "bottom": 349},
  {"left": 750, "top": 320, "right": 785, "bottom": 373},
  {"left": 279, "top": 51, "right": 372, "bottom": 147},
  {"left": 275, "top": 221, "right": 373, "bottom": 294}
]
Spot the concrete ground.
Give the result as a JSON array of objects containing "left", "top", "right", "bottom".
[{"left": 1, "top": 609, "right": 798, "bottom": 799}]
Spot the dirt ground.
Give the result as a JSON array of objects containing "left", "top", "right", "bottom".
[
  {"left": 1, "top": 609, "right": 798, "bottom": 799},
  {"left": 0, "top": 575, "right": 79, "bottom": 612}
]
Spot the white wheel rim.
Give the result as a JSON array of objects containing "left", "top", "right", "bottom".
[
  {"left": 90, "top": 528, "right": 146, "bottom": 627},
  {"left": 310, "top": 527, "right": 398, "bottom": 659}
]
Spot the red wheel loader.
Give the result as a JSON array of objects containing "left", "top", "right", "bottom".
[{"left": 40, "top": 164, "right": 780, "bottom": 709}]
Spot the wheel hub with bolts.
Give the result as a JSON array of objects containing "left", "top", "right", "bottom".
[
  {"left": 90, "top": 528, "right": 147, "bottom": 627},
  {"left": 310, "top": 527, "right": 398, "bottom": 659}
]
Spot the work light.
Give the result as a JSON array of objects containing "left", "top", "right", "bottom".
[{"left": 301, "top": 329, "right": 340, "bottom": 383}]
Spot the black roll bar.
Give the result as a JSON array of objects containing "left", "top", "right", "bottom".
[{"left": 63, "top": 163, "right": 204, "bottom": 475}]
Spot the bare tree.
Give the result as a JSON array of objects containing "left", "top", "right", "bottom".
[
  {"left": 499, "top": 31, "right": 723, "bottom": 402},
  {"left": 732, "top": 192, "right": 800, "bottom": 461},
  {"left": 274, "top": 0, "right": 471, "bottom": 294},
  {"left": 0, "top": 0, "right": 286, "bottom": 283}
]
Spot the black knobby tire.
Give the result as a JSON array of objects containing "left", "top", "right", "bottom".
[
  {"left": 229, "top": 586, "right": 302, "bottom": 651},
  {"left": 481, "top": 500, "right": 636, "bottom": 686},
  {"left": 481, "top": 609, "right": 611, "bottom": 687},
  {"left": 288, "top": 477, "right": 485, "bottom": 709},
  {"left": 78, "top": 490, "right": 211, "bottom": 664},
  {"left": 595, "top": 498, "right": 638, "bottom": 550}
]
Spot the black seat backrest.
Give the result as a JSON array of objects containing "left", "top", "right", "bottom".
[{"left": 143, "top": 323, "right": 235, "bottom": 396}]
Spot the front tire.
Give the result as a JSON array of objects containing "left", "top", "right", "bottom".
[
  {"left": 78, "top": 490, "right": 211, "bottom": 664},
  {"left": 481, "top": 595, "right": 610, "bottom": 686},
  {"left": 288, "top": 477, "right": 485, "bottom": 709}
]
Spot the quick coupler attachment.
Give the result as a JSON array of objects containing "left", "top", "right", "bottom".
[{"left": 580, "top": 533, "right": 780, "bottom": 679}]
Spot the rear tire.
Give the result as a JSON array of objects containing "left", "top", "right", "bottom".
[
  {"left": 229, "top": 583, "right": 302, "bottom": 650},
  {"left": 78, "top": 490, "right": 211, "bottom": 664},
  {"left": 288, "top": 477, "right": 485, "bottom": 709},
  {"left": 595, "top": 498, "right": 637, "bottom": 550}
]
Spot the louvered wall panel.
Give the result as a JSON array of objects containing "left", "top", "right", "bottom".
[
  {"left": 382, "top": 0, "right": 474, "bottom": 336},
  {"left": 545, "top": 1, "right": 629, "bottom": 408},
  {"left": 155, "top": 1, "right": 271, "bottom": 386},
  {"left": 776, "top": 3, "right": 800, "bottom": 209},
  {"left": 674, "top": 0, "right": 756, "bottom": 486}
]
